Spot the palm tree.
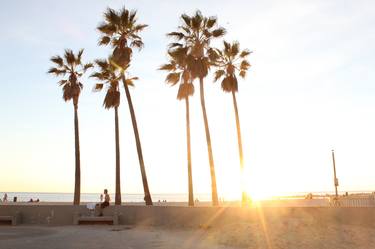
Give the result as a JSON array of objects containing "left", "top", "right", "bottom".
[
  {"left": 211, "top": 41, "right": 251, "bottom": 205},
  {"left": 168, "top": 11, "right": 226, "bottom": 206},
  {"left": 48, "top": 49, "right": 93, "bottom": 205},
  {"left": 159, "top": 47, "right": 195, "bottom": 206},
  {"left": 91, "top": 59, "right": 122, "bottom": 205},
  {"left": 97, "top": 7, "right": 152, "bottom": 205}
]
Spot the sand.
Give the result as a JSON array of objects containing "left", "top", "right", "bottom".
[
  {"left": 0, "top": 225, "right": 232, "bottom": 249},
  {"left": 2, "top": 204, "right": 375, "bottom": 248},
  {"left": 206, "top": 216, "right": 375, "bottom": 249},
  {"left": 1, "top": 217, "right": 375, "bottom": 249}
]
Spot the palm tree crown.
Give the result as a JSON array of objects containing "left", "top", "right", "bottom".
[
  {"left": 167, "top": 11, "right": 226, "bottom": 79},
  {"left": 211, "top": 41, "right": 251, "bottom": 92},
  {"left": 91, "top": 59, "right": 121, "bottom": 109},
  {"left": 97, "top": 7, "right": 148, "bottom": 68},
  {"left": 91, "top": 59, "right": 138, "bottom": 107},
  {"left": 159, "top": 46, "right": 194, "bottom": 100},
  {"left": 48, "top": 49, "right": 93, "bottom": 104}
]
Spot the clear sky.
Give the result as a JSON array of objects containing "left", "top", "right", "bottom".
[{"left": 1, "top": 0, "right": 375, "bottom": 199}]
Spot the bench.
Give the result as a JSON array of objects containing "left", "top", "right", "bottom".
[
  {"left": 0, "top": 212, "right": 21, "bottom": 225},
  {"left": 73, "top": 213, "right": 119, "bottom": 225}
]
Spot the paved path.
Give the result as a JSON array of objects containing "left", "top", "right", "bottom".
[{"left": 0, "top": 225, "right": 233, "bottom": 249}]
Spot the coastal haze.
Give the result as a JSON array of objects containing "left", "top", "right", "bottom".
[{"left": 1, "top": 0, "right": 375, "bottom": 199}]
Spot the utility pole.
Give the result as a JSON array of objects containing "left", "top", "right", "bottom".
[{"left": 331, "top": 149, "right": 339, "bottom": 199}]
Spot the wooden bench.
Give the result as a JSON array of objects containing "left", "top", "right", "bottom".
[
  {"left": 0, "top": 213, "right": 21, "bottom": 225},
  {"left": 73, "top": 213, "right": 119, "bottom": 225}
]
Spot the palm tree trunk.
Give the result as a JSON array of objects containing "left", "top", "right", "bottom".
[
  {"left": 185, "top": 97, "right": 194, "bottom": 206},
  {"left": 114, "top": 107, "right": 121, "bottom": 205},
  {"left": 199, "top": 77, "right": 219, "bottom": 206},
  {"left": 73, "top": 103, "right": 81, "bottom": 205},
  {"left": 121, "top": 74, "right": 153, "bottom": 205},
  {"left": 232, "top": 91, "right": 246, "bottom": 205}
]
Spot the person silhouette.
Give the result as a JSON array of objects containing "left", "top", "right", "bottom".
[{"left": 96, "top": 189, "right": 110, "bottom": 216}]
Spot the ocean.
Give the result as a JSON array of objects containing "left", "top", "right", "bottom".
[
  {"left": 1, "top": 190, "right": 372, "bottom": 203},
  {"left": 0, "top": 192, "right": 212, "bottom": 203}
]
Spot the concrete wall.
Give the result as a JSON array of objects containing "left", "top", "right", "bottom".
[{"left": 1, "top": 205, "right": 375, "bottom": 227}]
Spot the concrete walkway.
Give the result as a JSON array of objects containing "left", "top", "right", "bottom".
[{"left": 0, "top": 225, "right": 233, "bottom": 249}]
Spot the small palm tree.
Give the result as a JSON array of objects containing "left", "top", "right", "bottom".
[
  {"left": 48, "top": 49, "right": 93, "bottom": 205},
  {"left": 211, "top": 41, "right": 251, "bottom": 205},
  {"left": 159, "top": 46, "right": 195, "bottom": 206},
  {"left": 168, "top": 11, "right": 226, "bottom": 206},
  {"left": 91, "top": 59, "right": 122, "bottom": 205},
  {"left": 97, "top": 7, "right": 152, "bottom": 205}
]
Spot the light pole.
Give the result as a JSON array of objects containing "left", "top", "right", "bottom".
[{"left": 331, "top": 149, "right": 339, "bottom": 199}]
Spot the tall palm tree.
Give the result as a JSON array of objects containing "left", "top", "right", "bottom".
[
  {"left": 48, "top": 49, "right": 93, "bottom": 205},
  {"left": 97, "top": 7, "right": 152, "bottom": 205},
  {"left": 159, "top": 47, "right": 195, "bottom": 206},
  {"left": 211, "top": 41, "right": 251, "bottom": 205},
  {"left": 168, "top": 11, "right": 226, "bottom": 206}
]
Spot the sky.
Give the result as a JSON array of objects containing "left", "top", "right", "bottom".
[{"left": 1, "top": 0, "right": 375, "bottom": 200}]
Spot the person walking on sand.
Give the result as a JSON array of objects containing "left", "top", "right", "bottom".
[{"left": 2, "top": 193, "right": 8, "bottom": 202}]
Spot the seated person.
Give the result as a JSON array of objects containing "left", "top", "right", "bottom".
[{"left": 96, "top": 189, "right": 110, "bottom": 216}]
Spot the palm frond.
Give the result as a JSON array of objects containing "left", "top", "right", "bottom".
[
  {"left": 240, "top": 49, "right": 251, "bottom": 58},
  {"left": 90, "top": 72, "right": 104, "bottom": 80},
  {"left": 239, "top": 70, "right": 246, "bottom": 78},
  {"left": 103, "top": 89, "right": 120, "bottom": 109},
  {"left": 120, "top": 7, "right": 129, "bottom": 25},
  {"left": 179, "top": 25, "right": 191, "bottom": 35},
  {"left": 240, "top": 60, "right": 250, "bottom": 70},
  {"left": 231, "top": 42, "right": 240, "bottom": 57},
  {"left": 104, "top": 8, "right": 120, "bottom": 25},
  {"left": 181, "top": 14, "right": 191, "bottom": 27},
  {"left": 168, "top": 42, "right": 183, "bottom": 49},
  {"left": 125, "top": 79, "right": 134, "bottom": 86},
  {"left": 165, "top": 72, "right": 181, "bottom": 85},
  {"left": 212, "top": 27, "right": 226, "bottom": 38},
  {"left": 94, "top": 59, "right": 110, "bottom": 73},
  {"left": 206, "top": 16, "right": 217, "bottom": 28},
  {"left": 167, "top": 32, "right": 185, "bottom": 40},
  {"left": 208, "top": 48, "right": 220, "bottom": 64},
  {"left": 192, "top": 11, "right": 203, "bottom": 30},
  {"left": 221, "top": 76, "right": 238, "bottom": 92},
  {"left": 64, "top": 49, "right": 75, "bottom": 65},
  {"left": 98, "top": 36, "right": 111, "bottom": 46},
  {"left": 223, "top": 41, "right": 231, "bottom": 52},
  {"left": 97, "top": 23, "right": 117, "bottom": 35},
  {"left": 83, "top": 63, "right": 93, "bottom": 72},
  {"left": 159, "top": 63, "right": 175, "bottom": 71},
  {"left": 76, "top": 49, "right": 84, "bottom": 65},
  {"left": 214, "top": 69, "right": 225, "bottom": 82},
  {"left": 130, "top": 39, "right": 144, "bottom": 49},
  {"left": 177, "top": 83, "right": 194, "bottom": 100},
  {"left": 133, "top": 24, "right": 148, "bottom": 32},
  {"left": 93, "top": 83, "right": 104, "bottom": 92},
  {"left": 50, "top": 56, "right": 64, "bottom": 67},
  {"left": 47, "top": 67, "right": 67, "bottom": 76},
  {"left": 129, "top": 10, "right": 137, "bottom": 23}
]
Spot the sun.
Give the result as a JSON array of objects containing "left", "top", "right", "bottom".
[
  {"left": 242, "top": 167, "right": 278, "bottom": 201},
  {"left": 245, "top": 187, "right": 275, "bottom": 201}
]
